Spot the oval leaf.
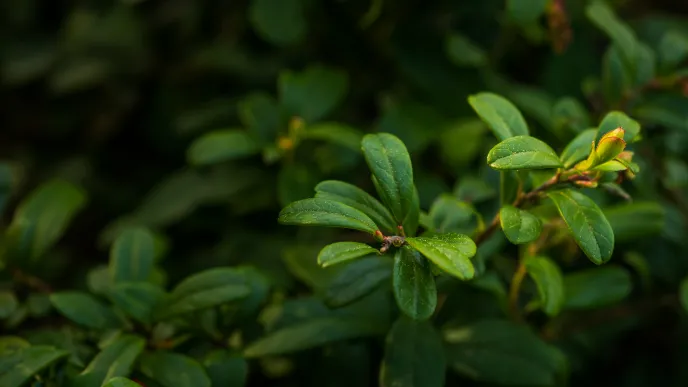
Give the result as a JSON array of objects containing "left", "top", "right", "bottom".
[
  {"left": 428, "top": 194, "right": 481, "bottom": 235},
  {"left": 315, "top": 180, "right": 396, "bottom": 234},
  {"left": 499, "top": 205, "right": 542, "bottom": 245},
  {"left": 548, "top": 190, "right": 615, "bottom": 264},
  {"left": 186, "top": 130, "right": 260, "bottom": 166},
  {"left": 157, "top": 267, "right": 252, "bottom": 320},
  {"left": 560, "top": 129, "right": 597, "bottom": 168},
  {"left": 103, "top": 377, "right": 141, "bottom": 387},
  {"left": 71, "top": 334, "right": 145, "bottom": 386},
  {"left": 393, "top": 246, "right": 437, "bottom": 320},
  {"left": 0, "top": 346, "right": 69, "bottom": 387},
  {"left": 317, "top": 242, "right": 378, "bottom": 268},
  {"left": 380, "top": 317, "right": 446, "bottom": 387},
  {"left": 524, "top": 256, "right": 565, "bottom": 316},
  {"left": 487, "top": 136, "right": 562, "bottom": 170},
  {"left": 406, "top": 233, "right": 476, "bottom": 280},
  {"left": 244, "top": 317, "right": 383, "bottom": 358},
  {"left": 468, "top": 92, "right": 529, "bottom": 141},
  {"left": 278, "top": 198, "right": 379, "bottom": 235},
  {"left": 109, "top": 226, "right": 156, "bottom": 284},
  {"left": 139, "top": 351, "right": 211, "bottom": 387},
  {"left": 324, "top": 256, "right": 392, "bottom": 307},
  {"left": 50, "top": 291, "right": 122, "bottom": 330},
  {"left": 109, "top": 282, "right": 165, "bottom": 325},
  {"left": 361, "top": 133, "right": 415, "bottom": 224}
]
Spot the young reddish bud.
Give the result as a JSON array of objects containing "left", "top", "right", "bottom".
[
  {"left": 374, "top": 230, "right": 384, "bottom": 242},
  {"left": 574, "top": 180, "right": 598, "bottom": 188}
]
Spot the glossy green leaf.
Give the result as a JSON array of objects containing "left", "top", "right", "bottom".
[
  {"left": 560, "top": 129, "right": 596, "bottom": 168},
  {"left": 524, "top": 256, "right": 565, "bottom": 316},
  {"left": 279, "top": 65, "right": 348, "bottom": 122},
  {"left": 507, "top": 0, "right": 548, "bottom": 25},
  {"left": 659, "top": 31, "right": 688, "bottom": 70},
  {"left": 249, "top": 0, "right": 306, "bottom": 46},
  {"left": 444, "top": 320, "right": 566, "bottom": 386},
  {"left": 548, "top": 190, "right": 615, "bottom": 264},
  {"left": 315, "top": 180, "right": 396, "bottom": 234},
  {"left": 361, "top": 133, "right": 415, "bottom": 224},
  {"left": 0, "top": 292, "right": 18, "bottom": 319},
  {"left": 203, "top": 350, "right": 248, "bottom": 387},
  {"left": 604, "top": 202, "right": 665, "bottom": 242},
  {"left": 597, "top": 111, "right": 641, "bottom": 143},
  {"left": 157, "top": 267, "right": 252, "bottom": 320},
  {"left": 279, "top": 198, "right": 379, "bottom": 235},
  {"left": 50, "top": 291, "right": 122, "bottom": 330},
  {"left": 552, "top": 97, "right": 591, "bottom": 134},
  {"left": 109, "top": 282, "right": 165, "bottom": 325},
  {"left": 303, "top": 122, "right": 364, "bottom": 152},
  {"left": 71, "top": 334, "right": 145, "bottom": 387},
  {"left": 487, "top": 136, "right": 562, "bottom": 170},
  {"left": 500, "top": 205, "right": 542, "bottom": 244},
  {"left": 244, "top": 317, "right": 383, "bottom": 357},
  {"left": 139, "top": 351, "right": 211, "bottom": 387},
  {"left": 393, "top": 246, "right": 436, "bottom": 320},
  {"left": 103, "top": 377, "right": 141, "bottom": 387},
  {"left": 317, "top": 242, "right": 379, "bottom": 269},
  {"left": 402, "top": 186, "right": 420, "bottom": 237},
  {"left": 238, "top": 92, "right": 281, "bottom": 143},
  {"left": 427, "top": 194, "right": 481, "bottom": 235},
  {"left": 0, "top": 346, "right": 69, "bottom": 387},
  {"left": 4, "top": 179, "right": 87, "bottom": 261},
  {"left": 380, "top": 317, "right": 446, "bottom": 387},
  {"left": 468, "top": 92, "right": 529, "bottom": 141},
  {"left": 407, "top": 233, "right": 476, "bottom": 280},
  {"left": 325, "top": 256, "right": 392, "bottom": 307},
  {"left": 563, "top": 266, "right": 632, "bottom": 310},
  {"left": 586, "top": 0, "right": 637, "bottom": 64},
  {"left": 445, "top": 34, "right": 487, "bottom": 68},
  {"left": 186, "top": 130, "right": 260, "bottom": 166},
  {"left": 109, "top": 226, "right": 155, "bottom": 284}
]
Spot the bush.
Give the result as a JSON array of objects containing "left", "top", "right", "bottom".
[{"left": 1, "top": 0, "right": 688, "bottom": 386}]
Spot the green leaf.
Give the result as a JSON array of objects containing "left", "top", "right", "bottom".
[
  {"left": 659, "top": 31, "right": 688, "bottom": 70},
  {"left": 586, "top": 0, "right": 637, "bottom": 64},
  {"left": 444, "top": 320, "right": 566, "bottom": 386},
  {"left": 203, "top": 350, "right": 248, "bottom": 387},
  {"left": 603, "top": 202, "right": 665, "bottom": 242},
  {"left": 325, "top": 256, "right": 392, "bottom": 307},
  {"left": 4, "top": 179, "right": 87, "bottom": 262},
  {"left": 186, "top": 130, "right": 260, "bottom": 166},
  {"left": 468, "top": 92, "right": 529, "bottom": 141},
  {"left": 552, "top": 97, "right": 591, "bottom": 135},
  {"left": 315, "top": 180, "right": 396, "bottom": 234},
  {"left": 602, "top": 45, "right": 632, "bottom": 103},
  {"left": 487, "top": 136, "right": 562, "bottom": 170},
  {"left": 109, "top": 226, "right": 156, "bottom": 284},
  {"left": 0, "top": 346, "right": 69, "bottom": 387},
  {"left": 500, "top": 205, "right": 542, "bottom": 244},
  {"left": 278, "top": 198, "right": 379, "bottom": 235},
  {"left": 445, "top": 34, "right": 487, "bottom": 68},
  {"left": 402, "top": 186, "right": 420, "bottom": 237},
  {"left": 139, "top": 351, "right": 211, "bottom": 387},
  {"left": 427, "top": 194, "right": 481, "bottom": 235},
  {"left": 393, "top": 246, "right": 437, "bottom": 320},
  {"left": 244, "top": 317, "right": 383, "bottom": 357},
  {"left": 507, "top": 0, "right": 548, "bottom": 25},
  {"left": 438, "top": 119, "right": 486, "bottom": 169},
  {"left": 406, "top": 233, "right": 476, "bottom": 280},
  {"left": 238, "top": 92, "right": 281, "bottom": 143},
  {"left": 303, "top": 122, "right": 364, "bottom": 152},
  {"left": 361, "top": 133, "right": 415, "bottom": 224},
  {"left": 524, "top": 256, "right": 565, "bottom": 316},
  {"left": 317, "top": 242, "right": 379, "bottom": 268},
  {"left": 0, "top": 292, "right": 18, "bottom": 319},
  {"left": 50, "top": 292, "right": 122, "bottom": 330},
  {"left": 596, "top": 111, "right": 641, "bottom": 143},
  {"left": 380, "top": 317, "right": 446, "bottom": 387},
  {"left": 103, "top": 377, "right": 141, "bottom": 387},
  {"left": 279, "top": 65, "right": 348, "bottom": 123},
  {"left": 249, "top": 0, "right": 306, "bottom": 46},
  {"left": 71, "top": 334, "right": 145, "bottom": 387},
  {"left": 110, "top": 282, "right": 165, "bottom": 325},
  {"left": 548, "top": 190, "right": 615, "bottom": 264},
  {"left": 563, "top": 266, "right": 632, "bottom": 310},
  {"left": 560, "top": 129, "right": 597, "bottom": 168}
]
